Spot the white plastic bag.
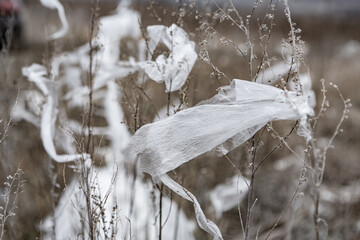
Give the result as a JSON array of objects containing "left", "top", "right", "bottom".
[{"left": 131, "top": 79, "right": 314, "bottom": 239}]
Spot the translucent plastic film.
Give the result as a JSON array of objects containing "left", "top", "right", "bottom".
[
  {"left": 132, "top": 79, "right": 314, "bottom": 177},
  {"left": 131, "top": 79, "right": 314, "bottom": 239}
]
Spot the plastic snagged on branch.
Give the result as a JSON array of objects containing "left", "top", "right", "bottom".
[
  {"left": 138, "top": 24, "right": 197, "bottom": 92},
  {"left": 19, "top": 4, "right": 142, "bottom": 162},
  {"left": 18, "top": 4, "right": 196, "bottom": 239},
  {"left": 131, "top": 79, "right": 314, "bottom": 239}
]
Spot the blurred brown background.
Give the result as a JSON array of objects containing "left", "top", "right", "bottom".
[{"left": 0, "top": 0, "right": 359, "bottom": 239}]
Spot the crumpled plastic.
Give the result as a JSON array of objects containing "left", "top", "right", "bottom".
[
  {"left": 138, "top": 24, "right": 197, "bottom": 92},
  {"left": 131, "top": 79, "right": 314, "bottom": 239}
]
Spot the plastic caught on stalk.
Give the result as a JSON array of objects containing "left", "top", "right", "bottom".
[
  {"left": 131, "top": 79, "right": 314, "bottom": 239},
  {"left": 19, "top": 3, "right": 196, "bottom": 238},
  {"left": 19, "top": 3, "right": 141, "bottom": 162},
  {"left": 39, "top": 0, "right": 69, "bottom": 40},
  {"left": 22, "top": 64, "right": 89, "bottom": 163},
  {"left": 138, "top": 24, "right": 197, "bottom": 92},
  {"left": 48, "top": 3, "right": 141, "bottom": 100},
  {"left": 41, "top": 162, "right": 196, "bottom": 240}
]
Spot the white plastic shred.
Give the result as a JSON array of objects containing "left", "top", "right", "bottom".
[
  {"left": 210, "top": 176, "right": 249, "bottom": 218},
  {"left": 131, "top": 79, "right": 314, "bottom": 239},
  {"left": 138, "top": 24, "right": 197, "bottom": 92},
  {"left": 158, "top": 174, "right": 223, "bottom": 240},
  {"left": 92, "top": 4, "right": 141, "bottom": 91},
  {"left": 13, "top": 90, "right": 44, "bottom": 126},
  {"left": 104, "top": 81, "right": 131, "bottom": 161},
  {"left": 22, "top": 64, "right": 89, "bottom": 162},
  {"left": 133, "top": 79, "right": 314, "bottom": 176},
  {"left": 19, "top": 4, "right": 142, "bottom": 163},
  {"left": 17, "top": 3, "right": 196, "bottom": 239},
  {"left": 41, "top": 158, "right": 196, "bottom": 240},
  {"left": 39, "top": 0, "right": 69, "bottom": 40},
  {"left": 21, "top": 64, "right": 49, "bottom": 95}
]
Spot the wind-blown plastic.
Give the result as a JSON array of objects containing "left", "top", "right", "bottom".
[
  {"left": 138, "top": 24, "right": 197, "bottom": 92},
  {"left": 39, "top": 0, "right": 69, "bottom": 40},
  {"left": 131, "top": 79, "right": 314, "bottom": 239},
  {"left": 17, "top": 4, "right": 196, "bottom": 239},
  {"left": 22, "top": 64, "right": 89, "bottom": 162}
]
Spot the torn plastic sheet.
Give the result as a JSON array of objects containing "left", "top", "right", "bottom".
[
  {"left": 39, "top": 0, "right": 69, "bottom": 40},
  {"left": 19, "top": 3, "right": 142, "bottom": 163},
  {"left": 138, "top": 24, "right": 197, "bottom": 92},
  {"left": 19, "top": 4, "right": 195, "bottom": 238},
  {"left": 22, "top": 64, "right": 89, "bottom": 163},
  {"left": 131, "top": 79, "right": 314, "bottom": 239},
  {"left": 210, "top": 176, "right": 249, "bottom": 218}
]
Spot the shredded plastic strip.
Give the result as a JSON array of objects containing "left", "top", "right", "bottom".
[
  {"left": 22, "top": 64, "right": 89, "bottom": 163},
  {"left": 39, "top": 0, "right": 69, "bottom": 40}
]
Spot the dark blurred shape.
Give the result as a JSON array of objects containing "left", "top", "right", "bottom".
[{"left": 0, "top": 0, "right": 22, "bottom": 50}]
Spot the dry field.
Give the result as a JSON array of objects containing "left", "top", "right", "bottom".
[{"left": 0, "top": 0, "right": 359, "bottom": 239}]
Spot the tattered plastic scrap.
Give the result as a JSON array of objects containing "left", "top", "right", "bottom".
[
  {"left": 131, "top": 79, "right": 314, "bottom": 239},
  {"left": 210, "top": 176, "right": 249, "bottom": 219},
  {"left": 39, "top": 0, "right": 69, "bottom": 40},
  {"left": 138, "top": 24, "right": 197, "bottom": 92},
  {"left": 22, "top": 64, "right": 89, "bottom": 163},
  {"left": 91, "top": 4, "right": 141, "bottom": 90},
  {"left": 41, "top": 163, "right": 196, "bottom": 240},
  {"left": 97, "top": 4, "right": 141, "bottom": 66}
]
